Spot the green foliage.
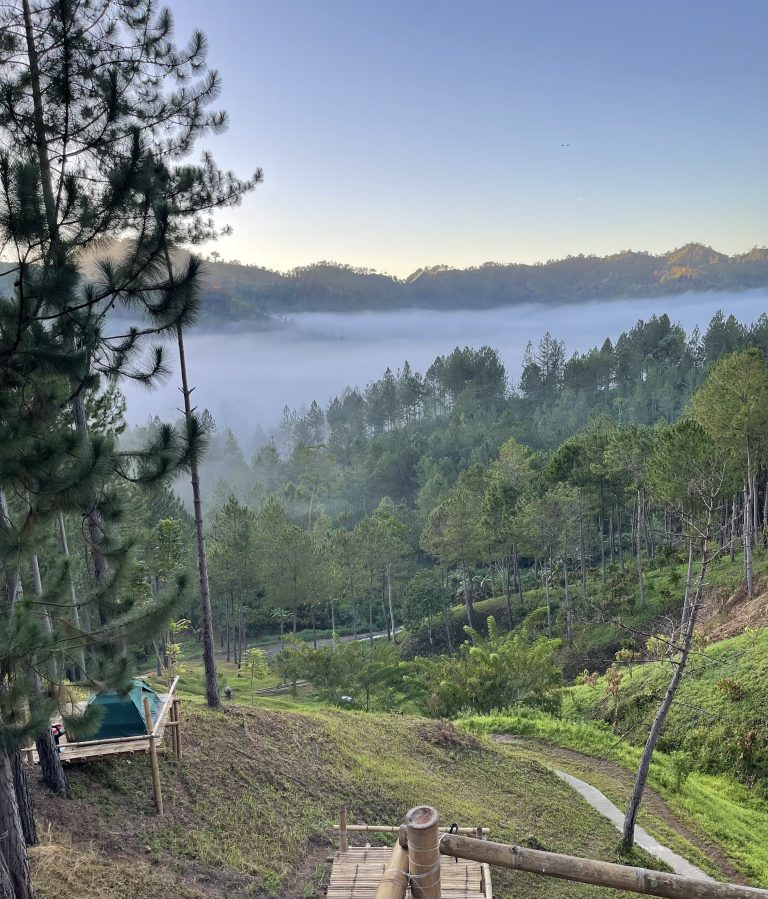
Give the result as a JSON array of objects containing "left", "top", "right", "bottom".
[
  {"left": 409, "top": 615, "right": 562, "bottom": 716},
  {"left": 277, "top": 640, "right": 402, "bottom": 711}
]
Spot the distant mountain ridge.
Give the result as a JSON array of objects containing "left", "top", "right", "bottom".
[
  {"left": 2, "top": 243, "right": 766, "bottom": 325},
  {"left": 198, "top": 244, "right": 768, "bottom": 323}
]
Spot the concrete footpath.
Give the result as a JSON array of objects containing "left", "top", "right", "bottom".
[{"left": 554, "top": 769, "right": 714, "bottom": 881}]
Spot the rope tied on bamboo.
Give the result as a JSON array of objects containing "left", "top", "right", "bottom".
[{"left": 385, "top": 834, "right": 453, "bottom": 889}]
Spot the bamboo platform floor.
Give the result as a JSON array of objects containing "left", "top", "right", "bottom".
[
  {"left": 27, "top": 692, "right": 172, "bottom": 764},
  {"left": 326, "top": 847, "right": 489, "bottom": 899}
]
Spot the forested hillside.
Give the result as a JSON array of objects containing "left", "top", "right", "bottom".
[
  {"left": 119, "top": 308, "right": 768, "bottom": 682},
  {"left": 192, "top": 244, "right": 768, "bottom": 323}
]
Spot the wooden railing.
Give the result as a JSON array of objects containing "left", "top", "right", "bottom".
[{"left": 366, "top": 805, "right": 768, "bottom": 899}]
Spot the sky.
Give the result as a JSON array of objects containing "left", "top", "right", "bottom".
[{"left": 169, "top": 0, "right": 767, "bottom": 277}]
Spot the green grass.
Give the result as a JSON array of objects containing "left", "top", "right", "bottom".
[
  {"left": 461, "top": 710, "right": 768, "bottom": 884},
  {"left": 32, "top": 703, "right": 681, "bottom": 899},
  {"left": 148, "top": 659, "right": 328, "bottom": 713}
]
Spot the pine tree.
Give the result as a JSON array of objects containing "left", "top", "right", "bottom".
[{"left": 0, "top": 1, "right": 258, "bottom": 891}]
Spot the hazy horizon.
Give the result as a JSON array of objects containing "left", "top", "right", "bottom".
[
  {"left": 121, "top": 289, "right": 768, "bottom": 450},
  {"left": 166, "top": 1, "right": 766, "bottom": 276}
]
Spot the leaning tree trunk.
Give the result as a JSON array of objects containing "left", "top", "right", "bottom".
[
  {"left": 0, "top": 746, "right": 35, "bottom": 899},
  {"left": 621, "top": 528, "right": 712, "bottom": 851},
  {"left": 176, "top": 323, "right": 220, "bottom": 708}
]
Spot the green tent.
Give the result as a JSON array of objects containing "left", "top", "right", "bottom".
[{"left": 86, "top": 679, "right": 161, "bottom": 741}]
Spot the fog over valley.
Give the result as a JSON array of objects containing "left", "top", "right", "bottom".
[{"left": 121, "top": 289, "right": 768, "bottom": 449}]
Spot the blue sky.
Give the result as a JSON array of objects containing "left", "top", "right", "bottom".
[{"left": 171, "top": 0, "right": 767, "bottom": 276}]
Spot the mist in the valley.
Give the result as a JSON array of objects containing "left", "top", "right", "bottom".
[{"left": 121, "top": 290, "right": 768, "bottom": 450}]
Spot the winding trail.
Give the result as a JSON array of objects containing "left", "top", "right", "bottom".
[
  {"left": 490, "top": 734, "right": 737, "bottom": 883},
  {"left": 553, "top": 768, "right": 713, "bottom": 880}
]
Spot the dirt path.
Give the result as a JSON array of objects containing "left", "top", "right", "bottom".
[{"left": 490, "top": 734, "right": 745, "bottom": 884}]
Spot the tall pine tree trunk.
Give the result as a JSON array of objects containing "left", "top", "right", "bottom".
[
  {"left": 23, "top": 0, "right": 109, "bottom": 608},
  {"left": 176, "top": 323, "right": 220, "bottom": 708},
  {"left": 0, "top": 745, "right": 35, "bottom": 899},
  {"left": 386, "top": 565, "right": 398, "bottom": 645},
  {"left": 617, "top": 504, "right": 625, "bottom": 573},
  {"left": 57, "top": 514, "right": 86, "bottom": 677},
  {"left": 441, "top": 569, "right": 454, "bottom": 652},
  {"left": 9, "top": 747, "right": 35, "bottom": 849},
  {"left": 504, "top": 552, "right": 514, "bottom": 630},
  {"left": 368, "top": 570, "right": 374, "bottom": 646},
  {"left": 29, "top": 550, "right": 68, "bottom": 796},
  {"left": 514, "top": 544, "right": 525, "bottom": 610},
  {"left": 463, "top": 563, "right": 474, "bottom": 628},
  {"left": 608, "top": 511, "right": 615, "bottom": 567},
  {"left": 545, "top": 550, "right": 553, "bottom": 638}
]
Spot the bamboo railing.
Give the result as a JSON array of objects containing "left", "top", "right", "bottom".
[
  {"left": 354, "top": 806, "right": 768, "bottom": 899},
  {"left": 438, "top": 832, "right": 768, "bottom": 899}
]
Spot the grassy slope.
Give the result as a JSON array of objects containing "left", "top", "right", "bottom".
[
  {"left": 566, "top": 629, "right": 768, "bottom": 774},
  {"left": 31, "top": 703, "right": 667, "bottom": 899},
  {"left": 462, "top": 711, "right": 768, "bottom": 885}
]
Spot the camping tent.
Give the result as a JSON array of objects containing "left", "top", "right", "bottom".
[{"left": 86, "top": 679, "right": 161, "bottom": 741}]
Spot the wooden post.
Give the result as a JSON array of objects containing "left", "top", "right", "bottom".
[
  {"left": 375, "top": 842, "right": 409, "bottom": 899},
  {"left": 405, "top": 805, "right": 441, "bottom": 899},
  {"left": 169, "top": 698, "right": 182, "bottom": 758},
  {"left": 175, "top": 698, "right": 182, "bottom": 759},
  {"left": 143, "top": 696, "right": 163, "bottom": 815},
  {"left": 440, "top": 834, "right": 768, "bottom": 899},
  {"left": 339, "top": 808, "right": 348, "bottom": 852}
]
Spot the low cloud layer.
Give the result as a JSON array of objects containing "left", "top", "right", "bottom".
[{"left": 120, "top": 290, "right": 768, "bottom": 450}]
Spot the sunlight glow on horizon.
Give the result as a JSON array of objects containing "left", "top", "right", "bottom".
[{"left": 167, "top": 0, "right": 767, "bottom": 278}]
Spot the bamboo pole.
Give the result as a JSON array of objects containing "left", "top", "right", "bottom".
[
  {"left": 168, "top": 700, "right": 178, "bottom": 756},
  {"left": 405, "top": 805, "right": 441, "bottom": 899},
  {"left": 334, "top": 824, "right": 489, "bottom": 835},
  {"left": 143, "top": 696, "right": 163, "bottom": 815},
  {"left": 173, "top": 698, "right": 182, "bottom": 759},
  {"left": 151, "top": 678, "right": 179, "bottom": 738},
  {"left": 60, "top": 732, "right": 151, "bottom": 749},
  {"left": 440, "top": 834, "right": 768, "bottom": 899},
  {"left": 339, "top": 808, "right": 348, "bottom": 852},
  {"left": 374, "top": 842, "right": 409, "bottom": 899}
]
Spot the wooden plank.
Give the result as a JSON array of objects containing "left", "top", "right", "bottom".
[{"left": 326, "top": 848, "right": 487, "bottom": 899}]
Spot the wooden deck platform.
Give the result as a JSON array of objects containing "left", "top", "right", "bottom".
[
  {"left": 26, "top": 679, "right": 178, "bottom": 765},
  {"left": 326, "top": 847, "right": 491, "bottom": 899}
]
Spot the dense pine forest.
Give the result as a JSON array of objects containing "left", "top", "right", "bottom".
[{"left": 120, "top": 308, "right": 768, "bottom": 654}]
